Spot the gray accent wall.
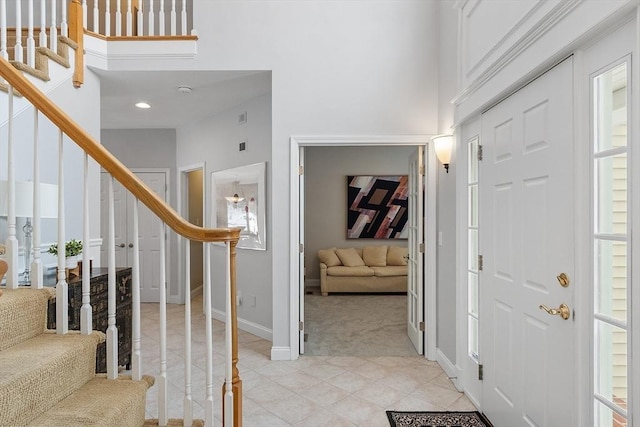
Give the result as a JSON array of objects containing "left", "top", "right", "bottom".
[{"left": 304, "top": 146, "right": 414, "bottom": 283}]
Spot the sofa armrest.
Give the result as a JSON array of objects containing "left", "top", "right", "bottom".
[{"left": 320, "top": 262, "right": 328, "bottom": 296}]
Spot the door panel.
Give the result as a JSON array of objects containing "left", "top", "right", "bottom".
[
  {"left": 480, "top": 58, "right": 574, "bottom": 426},
  {"left": 407, "top": 147, "right": 424, "bottom": 354},
  {"left": 101, "top": 171, "right": 167, "bottom": 303}
]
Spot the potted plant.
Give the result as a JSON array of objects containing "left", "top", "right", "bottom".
[{"left": 47, "top": 239, "right": 83, "bottom": 269}]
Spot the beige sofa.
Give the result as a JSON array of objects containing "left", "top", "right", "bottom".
[{"left": 318, "top": 245, "right": 408, "bottom": 296}]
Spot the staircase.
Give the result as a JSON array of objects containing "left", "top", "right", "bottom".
[
  {"left": 1, "top": 2, "right": 242, "bottom": 426},
  {"left": 0, "top": 286, "right": 154, "bottom": 426}
]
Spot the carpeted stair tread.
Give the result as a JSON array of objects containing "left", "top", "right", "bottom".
[
  {"left": 144, "top": 419, "right": 205, "bottom": 426},
  {"left": 27, "top": 374, "right": 155, "bottom": 427},
  {"left": 0, "top": 331, "right": 105, "bottom": 426},
  {"left": 0, "top": 287, "right": 54, "bottom": 351}
]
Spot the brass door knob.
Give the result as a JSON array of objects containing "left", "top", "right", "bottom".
[{"left": 539, "top": 303, "right": 570, "bottom": 320}]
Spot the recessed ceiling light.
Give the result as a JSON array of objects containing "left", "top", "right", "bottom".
[
  {"left": 135, "top": 101, "right": 151, "bottom": 109},
  {"left": 177, "top": 86, "right": 192, "bottom": 94}
]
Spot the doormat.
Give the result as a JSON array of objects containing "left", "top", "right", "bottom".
[{"left": 386, "top": 411, "right": 493, "bottom": 427}]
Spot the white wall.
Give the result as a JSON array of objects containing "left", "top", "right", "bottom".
[
  {"left": 436, "top": 0, "right": 459, "bottom": 366},
  {"left": 177, "top": 93, "right": 272, "bottom": 333},
  {"left": 188, "top": 0, "right": 440, "bottom": 355},
  {"left": 0, "top": 70, "right": 102, "bottom": 270},
  {"left": 304, "top": 146, "right": 413, "bottom": 282}
]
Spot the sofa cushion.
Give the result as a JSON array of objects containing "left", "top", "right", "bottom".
[
  {"left": 318, "top": 248, "right": 342, "bottom": 267},
  {"left": 326, "top": 266, "right": 375, "bottom": 277},
  {"left": 363, "top": 246, "right": 387, "bottom": 267},
  {"left": 371, "top": 266, "right": 408, "bottom": 277},
  {"left": 335, "top": 248, "right": 365, "bottom": 267},
  {"left": 387, "top": 246, "right": 408, "bottom": 266}
]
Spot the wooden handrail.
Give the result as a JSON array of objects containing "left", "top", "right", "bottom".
[{"left": 0, "top": 57, "right": 240, "bottom": 243}]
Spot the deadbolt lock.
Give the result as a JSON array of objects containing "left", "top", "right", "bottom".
[{"left": 557, "top": 273, "right": 570, "bottom": 287}]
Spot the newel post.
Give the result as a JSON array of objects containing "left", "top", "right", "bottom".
[
  {"left": 69, "top": 0, "right": 84, "bottom": 87},
  {"left": 223, "top": 238, "right": 242, "bottom": 426}
]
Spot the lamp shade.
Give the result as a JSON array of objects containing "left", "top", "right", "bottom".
[
  {"left": 432, "top": 135, "right": 453, "bottom": 172},
  {"left": 0, "top": 180, "right": 58, "bottom": 218}
]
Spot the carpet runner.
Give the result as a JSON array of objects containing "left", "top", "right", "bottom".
[{"left": 386, "top": 410, "right": 493, "bottom": 427}]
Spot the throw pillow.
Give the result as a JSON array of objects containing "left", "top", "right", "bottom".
[
  {"left": 387, "top": 246, "right": 408, "bottom": 266},
  {"left": 318, "top": 248, "right": 342, "bottom": 267},
  {"left": 362, "top": 245, "right": 387, "bottom": 267},
  {"left": 335, "top": 248, "right": 366, "bottom": 267}
]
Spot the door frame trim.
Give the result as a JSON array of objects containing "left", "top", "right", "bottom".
[{"left": 288, "top": 135, "right": 437, "bottom": 361}]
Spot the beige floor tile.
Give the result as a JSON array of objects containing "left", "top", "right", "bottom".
[
  {"left": 296, "top": 381, "right": 351, "bottom": 407},
  {"left": 262, "top": 393, "right": 323, "bottom": 425},
  {"left": 330, "top": 395, "right": 386, "bottom": 425},
  {"left": 295, "top": 408, "right": 355, "bottom": 427}
]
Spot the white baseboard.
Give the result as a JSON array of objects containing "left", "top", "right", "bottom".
[
  {"left": 436, "top": 348, "right": 460, "bottom": 388},
  {"left": 190, "top": 284, "right": 203, "bottom": 299},
  {"left": 211, "top": 308, "right": 272, "bottom": 341},
  {"left": 270, "top": 346, "right": 293, "bottom": 361}
]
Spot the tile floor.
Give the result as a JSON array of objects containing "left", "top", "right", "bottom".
[{"left": 138, "top": 298, "right": 477, "bottom": 426}]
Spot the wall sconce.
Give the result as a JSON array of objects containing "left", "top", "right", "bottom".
[{"left": 432, "top": 134, "right": 453, "bottom": 173}]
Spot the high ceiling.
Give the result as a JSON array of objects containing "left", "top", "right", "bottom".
[{"left": 94, "top": 69, "right": 271, "bottom": 129}]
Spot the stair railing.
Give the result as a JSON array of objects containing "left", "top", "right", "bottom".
[{"left": 0, "top": 55, "right": 242, "bottom": 427}]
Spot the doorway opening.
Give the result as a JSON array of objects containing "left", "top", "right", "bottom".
[
  {"left": 179, "top": 164, "right": 205, "bottom": 302},
  {"left": 289, "top": 136, "right": 437, "bottom": 361}
]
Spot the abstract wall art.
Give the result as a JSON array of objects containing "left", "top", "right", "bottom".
[{"left": 347, "top": 175, "right": 409, "bottom": 239}]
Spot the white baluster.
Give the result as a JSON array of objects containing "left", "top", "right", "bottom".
[
  {"left": 183, "top": 239, "right": 193, "bottom": 426},
  {"left": 224, "top": 241, "right": 234, "bottom": 427},
  {"left": 61, "top": 0, "right": 68, "bottom": 38},
  {"left": 148, "top": 0, "right": 155, "bottom": 37},
  {"left": 137, "top": 0, "right": 143, "bottom": 36},
  {"left": 4, "top": 86, "right": 18, "bottom": 288},
  {"left": 56, "top": 130, "right": 68, "bottom": 334},
  {"left": 14, "top": 1, "right": 23, "bottom": 63},
  {"left": 30, "top": 109, "right": 43, "bottom": 288},
  {"left": 159, "top": 0, "right": 165, "bottom": 36},
  {"left": 131, "top": 198, "right": 142, "bottom": 380},
  {"left": 115, "top": 0, "right": 121, "bottom": 36},
  {"left": 159, "top": 222, "right": 168, "bottom": 425},
  {"left": 39, "top": 0, "right": 47, "bottom": 48},
  {"left": 126, "top": 0, "right": 132, "bottom": 36},
  {"left": 204, "top": 243, "right": 214, "bottom": 426},
  {"left": 27, "top": 0, "right": 35, "bottom": 67},
  {"left": 105, "top": 0, "right": 110, "bottom": 37},
  {"left": 80, "top": 153, "right": 92, "bottom": 335},
  {"left": 0, "top": 0, "right": 7, "bottom": 60},
  {"left": 106, "top": 176, "right": 118, "bottom": 379},
  {"left": 50, "top": 0, "right": 57, "bottom": 54},
  {"left": 93, "top": 0, "right": 99, "bottom": 34},
  {"left": 170, "top": 0, "right": 176, "bottom": 36},
  {"left": 82, "top": 0, "right": 87, "bottom": 31},
  {"left": 181, "top": 0, "right": 187, "bottom": 36}
]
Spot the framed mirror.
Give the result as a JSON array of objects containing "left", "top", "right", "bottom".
[{"left": 211, "top": 162, "right": 266, "bottom": 250}]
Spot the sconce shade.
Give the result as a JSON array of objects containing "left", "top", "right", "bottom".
[
  {"left": 0, "top": 180, "right": 58, "bottom": 218},
  {"left": 432, "top": 134, "right": 453, "bottom": 173}
]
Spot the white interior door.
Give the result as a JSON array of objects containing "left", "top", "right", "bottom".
[
  {"left": 407, "top": 146, "right": 424, "bottom": 354},
  {"left": 101, "top": 170, "right": 167, "bottom": 303},
  {"left": 480, "top": 58, "right": 575, "bottom": 426},
  {"left": 298, "top": 147, "right": 305, "bottom": 354}
]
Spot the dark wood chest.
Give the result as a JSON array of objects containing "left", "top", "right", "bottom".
[{"left": 46, "top": 267, "right": 132, "bottom": 373}]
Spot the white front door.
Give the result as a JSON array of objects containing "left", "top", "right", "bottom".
[
  {"left": 407, "top": 146, "right": 424, "bottom": 354},
  {"left": 480, "top": 58, "right": 575, "bottom": 426},
  {"left": 101, "top": 171, "right": 167, "bottom": 303}
]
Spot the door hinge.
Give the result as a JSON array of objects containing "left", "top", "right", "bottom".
[
  {"left": 478, "top": 364, "right": 484, "bottom": 381},
  {"left": 419, "top": 321, "right": 425, "bottom": 331},
  {"left": 419, "top": 165, "right": 425, "bottom": 176},
  {"left": 299, "top": 321, "right": 304, "bottom": 331},
  {"left": 419, "top": 243, "right": 425, "bottom": 253},
  {"left": 299, "top": 243, "right": 304, "bottom": 253},
  {"left": 478, "top": 255, "right": 483, "bottom": 271},
  {"left": 298, "top": 165, "right": 304, "bottom": 175},
  {"left": 477, "top": 144, "right": 483, "bottom": 161}
]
